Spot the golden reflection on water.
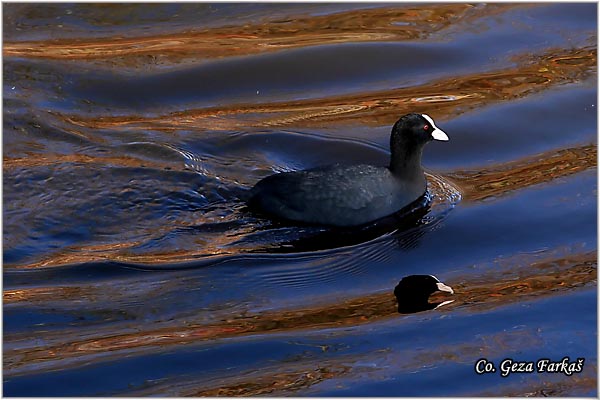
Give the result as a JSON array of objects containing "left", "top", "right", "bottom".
[
  {"left": 4, "top": 248, "right": 595, "bottom": 379},
  {"left": 4, "top": 33, "right": 595, "bottom": 270},
  {"left": 4, "top": 4, "right": 522, "bottom": 68},
  {"left": 52, "top": 46, "right": 596, "bottom": 132},
  {"left": 3, "top": 3, "right": 597, "bottom": 396},
  {"left": 6, "top": 141, "right": 594, "bottom": 270},
  {"left": 480, "top": 374, "right": 598, "bottom": 397},
  {"left": 131, "top": 358, "right": 353, "bottom": 396},
  {"left": 448, "top": 143, "right": 597, "bottom": 202},
  {"left": 132, "top": 323, "right": 590, "bottom": 396},
  {"left": 3, "top": 153, "right": 166, "bottom": 170}
]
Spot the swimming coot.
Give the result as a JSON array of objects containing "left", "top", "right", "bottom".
[
  {"left": 394, "top": 274, "right": 454, "bottom": 314},
  {"left": 248, "top": 113, "right": 449, "bottom": 227}
]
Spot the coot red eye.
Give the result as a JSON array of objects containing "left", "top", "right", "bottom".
[{"left": 423, "top": 124, "right": 429, "bottom": 131}]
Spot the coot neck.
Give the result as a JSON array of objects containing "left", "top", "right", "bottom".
[{"left": 389, "top": 143, "right": 425, "bottom": 180}]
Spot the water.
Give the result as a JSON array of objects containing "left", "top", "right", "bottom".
[{"left": 3, "top": 3, "right": 597, "bottom": 396}]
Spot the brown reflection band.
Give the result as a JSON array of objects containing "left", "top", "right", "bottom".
[
  {"left": 447, "top": 143, "right": 597, "bottom": 203},
  {"left": 174, "top": 354, "right": 597, "bottom": 397},
  {"left": 4, "top": 249, "right": 596, "bottom": 378},
  {"left": 54, "top": 46, "right": 596, "bottom": 131},
  {"left": 4, "top": 4, "right": 522, "bottom": 67},
  {"left": 4, "top": 141, "right": 594, "bottom": 270}
]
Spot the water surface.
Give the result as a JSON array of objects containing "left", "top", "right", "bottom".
[{"left": 3, "top": 3, "right": 597, "bottom": 396}]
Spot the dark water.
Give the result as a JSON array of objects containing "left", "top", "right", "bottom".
[{"left": 3, "top": 3, "right": 597, "bottom": 396}]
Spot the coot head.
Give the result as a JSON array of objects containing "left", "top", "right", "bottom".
[
  {"left": 391, "top": 113, "right": 448, "bottom": 146},
  {"left": 394, "top": 274, "right": 454, "bottom": 314},
  {"left": 389, "top": 113, "right": 448, "bottom": 175}
]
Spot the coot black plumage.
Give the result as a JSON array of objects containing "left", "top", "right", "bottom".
[
  {"left": 394, "top": 274, "right": 454, "bottom": 314},
  {"left": 247, "top": 113, "right": 449, "bottom": 226}
]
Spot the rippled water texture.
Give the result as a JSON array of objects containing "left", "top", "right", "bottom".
[{"left": 3, "top": 3, "right": 598, "bottom": 396}]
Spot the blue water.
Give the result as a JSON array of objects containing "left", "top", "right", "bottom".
[{"left": 3, "top": 2, "right": 597, "bottom": 396}]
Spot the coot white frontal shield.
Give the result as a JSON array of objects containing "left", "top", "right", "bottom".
[
  {"left": 436, "top": 282, "right": 454, "bottom": 294},
  {"left": 422, "top": 114, "right": 449, "bottom": 141}
]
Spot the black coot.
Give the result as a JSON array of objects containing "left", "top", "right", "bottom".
[
  {"left": 248, "top": 113, "right": 449, "bottom": 227},
  {"left": 394, "top": 275, "right": 454, "bottom": 314}
]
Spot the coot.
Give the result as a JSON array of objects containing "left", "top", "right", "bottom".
[
  {"left": 394, "top": 274, "right": 454, "bottom": 314},
  {"left": 248, "top": 113, "right": 449, "bottom": 226}
]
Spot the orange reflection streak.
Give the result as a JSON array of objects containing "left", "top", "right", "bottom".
[
  {"left": 4, "top": 286, "right": 87, "bottom": 304},
  {"left": 449, "top": 251, "right": 596, "bottom": 313},
  {"left": 3, "top": 153, "right": 167, "bottom": 170},
  {"left": 4, "top": 3, "right": 597, "bottom": 395},
  {"left": 2, "top": 226, "right": 260, "bottom": 269},
  {"left": 3, "top": 240, "right": 144, "bottom": 270},
  {"left": 4, "top": 4, "right": 523, "bottom": 66},
  {"left": 56, "top": 46, "right": 596, "bottom": 131},
  {"left": 127, "top": 325, "right": 587, "bottom": 396},
  {"left": 448, "top": 143, "right": 597, "bottom": 202},
  {"left": 147, "top": 363, "right": 351, "bottom": 397},
  {"left": 477, "top": 374, "right": 598, "bottom": 397},
  {"left": 4, "top": 249, "right": 596, "bottom": 377},
  {"left": 125, "top": 312, "right": 596, "bottom": 396},
  {"left": 4, "top": 142, "right": 594, "bottom": 271}
]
